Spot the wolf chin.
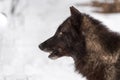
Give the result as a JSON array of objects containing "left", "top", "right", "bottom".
[{"left": 39, "top": 6, "right": 120, "bottom": 80}]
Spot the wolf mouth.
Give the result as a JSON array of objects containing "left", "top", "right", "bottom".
[{"left": 48, "top": 50, "right": 59, "bottom": 59}]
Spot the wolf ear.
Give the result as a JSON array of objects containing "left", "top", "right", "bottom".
[
  {"left": 70, "top": 6, "right": 83, "bottom": 34},
  {"left": 70, "top": 6, "right": 80, "bottom": 16}
]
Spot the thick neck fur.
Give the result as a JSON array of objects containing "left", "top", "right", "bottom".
[{"left": 74, "top": 14, "right": 120, "bottom": 80}]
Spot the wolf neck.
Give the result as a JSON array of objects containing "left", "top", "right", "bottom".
[
  {"left": 81, "top": 15, "right": 120, "bottom": 54},
  {"left": 81, "top": 15, "right": 103, "bottom": 53},
  {"left": 82, "top": 16, "right": 110, "bottom": 64},
  {"left": 74, "top": 15, "right": 120, "bottom": 80},
  {"left": 73, "top": 15, "right": 105, "bottom": 63}
]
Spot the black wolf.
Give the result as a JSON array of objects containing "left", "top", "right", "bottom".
[{"left": 39, "top": 6, "right": 120, "bottom": 80}]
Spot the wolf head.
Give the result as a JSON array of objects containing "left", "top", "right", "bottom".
[{"left": 39, "top": 6, "right": 86, "bottom": 60}]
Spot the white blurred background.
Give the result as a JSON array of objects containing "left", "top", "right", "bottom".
[{"left": 0, "top": 0, "right": 120, "bottom": 80}]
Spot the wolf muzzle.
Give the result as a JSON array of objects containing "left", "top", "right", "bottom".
[{"left": 39, "top": 43, "right": 44, "bottom": 50}]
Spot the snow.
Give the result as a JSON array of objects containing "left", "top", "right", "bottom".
[
  {"left": 0, "top": 13, "right": 7, "bottom": 27},
  {"left": 0, "top": 0, "right": 120, "bottom": 80}
]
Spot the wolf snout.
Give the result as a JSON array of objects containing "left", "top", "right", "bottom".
[
  {"left": 39, "top": 42, "right": 51, "bottom": 52},
  {"left": 39, "top": 43, "right": 44, "bottom": 50}
]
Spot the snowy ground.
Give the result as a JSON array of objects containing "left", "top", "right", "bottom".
[{"left": 0, "top": 0, "right": 120, "bottom": 80}]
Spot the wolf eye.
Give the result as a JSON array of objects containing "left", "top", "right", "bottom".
[
  {"left": 59, "top": 32, "right": 63, "bottom": 35},
  {"left": 58, "top": 32, "right": 63, "bottom": 37}
]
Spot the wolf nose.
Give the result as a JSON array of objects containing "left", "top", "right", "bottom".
[{"left": 39, "top": 44, "right": 44, "bottom": 50}]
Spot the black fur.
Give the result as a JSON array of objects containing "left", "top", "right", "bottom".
[{"left": 39, "top": 6, "right": 120, "bottom": 80}]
